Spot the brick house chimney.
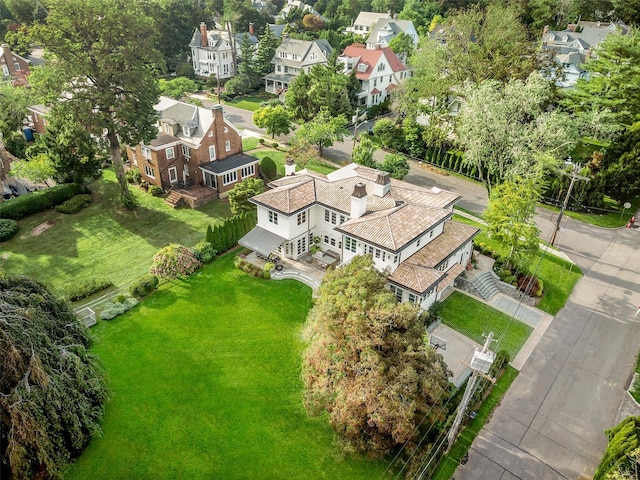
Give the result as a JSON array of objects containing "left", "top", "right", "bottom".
[
  {"left": 200, "top": 22, "right": 208, "bottom": 47},
  {"left": 249, "top": 22, "right": 255, "bottom": 36},
  {"left": 350, "top": 182, "right": 367, "bottom": 219}
]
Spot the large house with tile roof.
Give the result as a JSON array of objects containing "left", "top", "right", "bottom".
[
  {"left": 339, "top": 43, "right": 410, "bottom": 108},
  {"left": 126, "top": 96, "right": 258, "bottom": 199},
  {"left": 264, "top": 37, "right": 333, "bottom": 94},
  {"left": 239, "top": 162, "right": 479, "bottom": 310},
  {"left": 541, "top": 21, "right": 630, "bottom": 88}
]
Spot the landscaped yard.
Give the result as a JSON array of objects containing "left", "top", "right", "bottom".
[
  {"left": 223, "top": 94, "right": 276, "bottom": 112},
  {"left": 0, "top": 170, "right": 231, "bottom": 296},
  {"left": 64, "top": 252, "right": 388, "bottom": 479},
  {"left": 453, "top": 214, "right": 582, "bottom": 315},
  {"left": 250, "top": 147, "right": 339, "bottom": 178},
  {"left": 440, "top": 291, "right": 533, "bottom": 360}
]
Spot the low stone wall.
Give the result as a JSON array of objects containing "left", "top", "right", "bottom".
[
  {"left": 495, "top": 280, "right": 537, "bottom": 306},
  {"left": 455, "top": 276, "right": 484, "bottom": 299}
]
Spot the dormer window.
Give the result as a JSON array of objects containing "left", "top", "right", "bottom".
[
  {"left": 358, "top": 63, "right": 367, "bottom": 72},
  {"left": 562, "top": 35, "right": 568, "bottom": 42},
  {"left": 377, "top": 63, "right": 385, "bottom": 72},
  {"left": 182, "top": 125, "right": 190, "bottom": 136},
  {"left": 549, "top": 34, "right": 555, "bottom": 41},
  {"left": 279, "top": 51, "right": 286, "bottom": 58}
]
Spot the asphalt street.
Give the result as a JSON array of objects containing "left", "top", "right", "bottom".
[{"left": 217, "top": 100, "right": 640, "bottom": 478}]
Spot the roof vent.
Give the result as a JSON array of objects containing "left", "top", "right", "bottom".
[{"left": 395, "top": 200, "right": 405, "bottom": 207}]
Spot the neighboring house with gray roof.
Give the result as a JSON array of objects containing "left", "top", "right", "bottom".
[
  {"left": 541, "top": 21, "right": 630, "bottom": 88},
  {"left": 126, "top": 96, "right": 258, "bottom": 201},
  {"left": 277, "top": 0, "right": 327, "bottom": 22},
  {"left": 190, "top": 22, "right": 259, "bottom": 80},
  {"left": 365, "top": 18, "right": 418, "bottom": 50},
  {"left": 345, "top": 11, "right": 391, "bottom": 36},
  {"left": 264, "top": 37, "right": 332, "bottom": 94},
  {"left": 240, "top": 162, "right": 478, "bottom": 310}
]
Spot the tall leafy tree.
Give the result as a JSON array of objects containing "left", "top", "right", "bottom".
[
  {"left": 255, "top": 25, "right": 279, "bottom": 77},
  {"left": 566, "top": 30, "right": 640, "bottom": 126},
  {"left": 456, "top": 74, "right": 577, "bottom": 194},
  {"left": 302, "top": 255, "right": 451, "bottom": 457},
  {"left": 601, "top": 122, "right": 640, "bottom": 203},
  {"left": 292, "top": 109, "right": 347, "bottom": 155},
  {"left": 285, "top": 70, "right": 314, "bottom": 121},
  {"left": 253, "top": 104, "right": 292, "bottom": 138},
  {"left": 9, "top": 153, "right": 55, "bottom": 186},
  {"left": 0, "top": 82, "right": 28, "bottom": 138},
  {"left": 484, "top": 177, "right": 541, "bottom": 269},
  {"left": 398, "top": 0, "right": 439, "bottom": 32},
  {"left": 352, "top": 136, "right": 378, "bottom": 168},
  {"left": 388, "top": 32, "right": 414, "bottom": 62},
  {"left": 158, "top": 77, "right": 199, "bottom": 100},
  {"left": 30, "top": 0, "right": 164, "bottom": 208},
  {"left": 228, "top": 177, "right": 264, "bottom": 214},
  {"left": 0, "top": 274, "right": 109, "bottom": 479},
  {"left": 381, "top": 152, "right": 410, "bottom": 179}
]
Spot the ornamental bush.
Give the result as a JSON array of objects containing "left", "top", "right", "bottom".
[
  {"left": 0, "top": 218, "right": 18, "bottom": 241},
  {"left": 60, "top": 277, "right": 113, "bottom": 302},
  {"left": 129, "top": 274, "right": 159, "bottom": 298},
  {"left": 55, "top": 194, "right": 92, "bottom": 214},
  {"left": 148, "top": 185, "right": 163, "bottom": 197},
  {"left": 150, "top": 244, "right": 201, "bottom": 280},
  {"left": 260, "top": 156, "right": 277, "bottom": 180},
  {"left": 0, "top": 183, "right": 85, "bottom": 220},
  {"left": 125, "top": 169, "right": 142, "bottom": 184},
  {"left": 190, "top": 241, "right": 217, "bottom": 264},
  {"left": 99, "top": 297, "right": 139, "bottom": 320}
]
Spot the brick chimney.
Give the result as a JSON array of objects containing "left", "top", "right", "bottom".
[
  {"left": 249, "top": 22, "right": 254, "bottom": 36},
  {"left": 200, "top": 22, "right": 208, "bottom": 47},
  {"left": 350, "top": 182, "right": 367, "bottom": 219}
]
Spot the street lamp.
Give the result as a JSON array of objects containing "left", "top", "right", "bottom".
[{"left": 550, "top": 157, "right": 589, "bottom": 246}]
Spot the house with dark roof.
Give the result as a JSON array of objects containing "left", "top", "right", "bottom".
[
  {"left": 345, "top": 11, "right": 391, "bottom": 36},
  {"left": 264, "top": 37, "right": 333, "bottom": 94},
  {"left": 239, "top": 162, "right": 478, "bottom": 309},
  {"left": 126, "top": 96, "right": 258, "bottom": 203},
  {"left": 0, "top": 44, "right": 32, "bottom": 86},
  {"left": 541, "top": 21, "right": 630, "bottom": 88},
  {"left": 365, "top": 18, "right": 418, "bottom": 50},
  {"left": 190, "top": 22, "right": 259, "bottom": 80},
  {"left": 339, "top": 43, "right": 410, "bottom": 108}
]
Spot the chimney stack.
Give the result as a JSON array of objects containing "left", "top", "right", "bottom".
[
  {"left": 285, "top": 157, "right": 296, "bottom": 176},
  {"left": 249, "top": 22, "right": 255, "bottom": 36},
  {"left": 373, "top": 172, "right": 391, "bottom": 197},
  {"left": 350, "top": 182, "right": 367, "bottom": 219},
  {"left": 200, "top": 22, "right": 208, "bottom": 47}
]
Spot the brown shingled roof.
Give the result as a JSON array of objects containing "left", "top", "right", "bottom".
[
  {"left": 388, "top": 264, "right": 445, "bottom": 295},
  {"left": 403, "top": 221, "right": 480, "bottom": 268},
  {"left": 251, "top": 177, "right": 316, "bottom": 214}
]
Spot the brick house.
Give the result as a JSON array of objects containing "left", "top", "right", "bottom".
[
  {"left": 126, "top": 96, "right": 258, "bottom": 199},
  {"left": 0, "top": 44, "right": 31, "bottom": 86},
  {"left": 26, "top": 104, "right": 50, "bottom": 134}
]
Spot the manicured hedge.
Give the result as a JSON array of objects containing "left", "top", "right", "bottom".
[
  {"left": 0, "top": 218, "right": 18, "bottom": 241},
  {"left": 206, "top": 212, "right": 256, "bottom": 254},
  {"left": 0, "top": 184, "right": 85, "bottom": 220},
  {"left": 129, "top": 274, "right": 159, "bottom": 298},
  {"left": 60, "top": 277, "right": 113, "bottom": 302},
  {"left": 55, "top": 194, "right": 92, "bottom": 214}
]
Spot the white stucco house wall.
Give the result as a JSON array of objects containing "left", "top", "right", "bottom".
[{"left": 239, "top": 162, "right": 479, "bottom": 310}]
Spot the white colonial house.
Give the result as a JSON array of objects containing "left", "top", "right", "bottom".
[
  {"left": 190, "top": 22, "right": 259, "bottom": 80},
  {"left": 264, "top": 37, "right": 333, "bottom": 94},
  {"left": 365, "top": 18, "right": 418, "bottom": 49},
  {"left": 339, "top": 43, "right": 410, "bottom": 108},
  {"left": 345, "top": 11, "right": 391, "bottom": 36},
  {"left": 239, "top": 162, "right": 479, "bottom": 310}
]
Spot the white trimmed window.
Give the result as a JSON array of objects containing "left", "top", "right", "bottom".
[
  {"left": 408, "top": 293, "right": 416, "bottom": 303},
  {"left": 209, "top": 145, "right": 216, "bottom": 160},
  {"left": 208, "top": 131, "right": 213, "bottom": 137},
  {"left": 345, "top": 237, "right": 356, "bottom": 253},
  {"left": 141, "top": 146, "right": 151, "bottom": 159},
  {"left": 166, "top": 147, "right": 175, "bottom": 159},
  {"left": 222, "top": 171, "right": 237, "bottom": 185},
  {"left": 241, "top": 164, "right": 255, "bottom": 178},
  {"left": 297, "top": 211, "right": 306, "bottom": 225},
  {"left": 389, "top": 285, "right": 403, "bottom": 302},
  {"left": 225, "top": 140, "right": 231, "bottom": 152},
  {"left": 269, "top": 211, "right": 278, "bottom": 224},
  {"left": 224, "top": 127, "right": 228, "bottom": 133},
  {"left": 144, "top": 165, "right": 155, "bottom": 178},
  {"left": 132, "top": 152, "right": 138, "bottom": 166},
  {"left": 182, "top": 145, "right": 190, "bottom": 158},
  {"left": 437, "top": 259, "right": 449, "bottom": 272},
  {"left": 324, "top": 209, "right": 337, "bottom": 225}
]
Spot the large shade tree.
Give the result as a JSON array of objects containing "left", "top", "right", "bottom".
[
  {"left": 302, "top": 255, "right": 451, "bottom": 457},
  {"left": 0, "top": 274, "right": 108, "bottom": 479},
  {"left": 30, "top": 0, "right": 164, "bottom": 208}
]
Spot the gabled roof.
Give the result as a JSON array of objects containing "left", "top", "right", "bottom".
[
  {"left": 341, "top": 44, "right": 406, "bottom": 80},
  {"left": 336, "top": 203, "right": 451, "bottom": 251},
  {"left": 365, "top": 18, "right": 416, "bottom": 46},
  {"left": 250, "top": 177, "right": 316, "bottom": 214},
  {"left": 352, "top": 11, "right": 391, "bottom": 27},
  {"left": 273, "top": 38, "right": 332, "bottom": 68}
]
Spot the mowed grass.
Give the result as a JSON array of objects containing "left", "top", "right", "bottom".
[
  {"left": 64, "top": 253, "right": 388, "bottom": 480},
  {"left": 0, "top": 170, "right": 231, "bottom": 295},
  {"left": 249, "top": 148, "right": 338, "bottom": 179},
  {"left": 224, "top": 94, "right": 275, "bottom": 111},
  {"left": 453, "top": 215, "right": 582, "bottom": 315},
  {"left": 440, "top": 292, "right": 532, "bottom": 360}
]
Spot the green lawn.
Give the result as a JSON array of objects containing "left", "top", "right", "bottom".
[
  {"left": 453, "top": 215, "right": 582, "bottom": 315},
  {"left": 224, "top": 94, "right": 276, "bottom": 112},
  {"left": 242, "top": 136, "right": 261, "bottom": 151},
  {"left": 440, "top": 292, "right": 533, "bottom": 360},
  {"left": 539, "top": 197, "right": 639, "bottom": 228},
  {"left": 249, "top": 147, "right": 338, "bottom": 178},
  {"left": 64, "top": 253, "right": 388, "bottom": 479},
  {"left": 431, "top": 366, "right": 518, "bottom": 480},
  {"left": 0, "top": 170, "right": 231, "bottom": 296}
]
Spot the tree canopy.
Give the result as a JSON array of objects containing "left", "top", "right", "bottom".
[
  {"left": 253, "top": 104, "right": 292, "bottom": 138},
  {"left": 302, "top": 255, "right": 451, "bottom": 457},
  {"left": 292, "top": 109, "right": 347, "bottom": 155},
  {"left": 158, "top": 77, "right": 199, "bottom": 100},
  {"left": 0, "top": 274, "right": 108, "bottom": 479},
  {"left": 30, "top": 0, "right": 164, "bottom": 208},
  {"left": 228, "top": 177, "right": 264, "bottom": 215}
]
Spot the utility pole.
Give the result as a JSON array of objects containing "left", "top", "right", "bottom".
[
  {"left": 446, "top": 332, "right": 496, "bottom": 451},
  {"left": 550, "top": 159, "right": 589, "bottom": 246},
  {"left": 352, "top": 106, "right": 359, "bottom": 153}
]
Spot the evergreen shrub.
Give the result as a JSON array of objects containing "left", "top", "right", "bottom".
[
  {"left": 0, "top": 183, "right": 85, "bottom": 220},
  {"left": 55, "top": 194, "right": 92, "bottom": 214},
  {"left": 129, "top": 274, "right": 159, "bottom": 298},
  {"left": 0, "top": 218, "right": 18, "bottom": 241}
]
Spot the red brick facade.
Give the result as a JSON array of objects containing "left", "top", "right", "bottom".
[{"left": 0, "top": 44, "right": 30, "bottom": 86}]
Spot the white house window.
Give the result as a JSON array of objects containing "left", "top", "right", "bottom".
[
  {"left": 141, "top": 146, "right": 151, "bottom": 159},
  {"left": 429, "top": 230, "right": 434, "bottom": 238},
  {"left": 224, "top": 127, "right": 228, "bottom": 133},
  {"left": 330, "top": 237, "right": 336, "bottom": 247},
  {"left": 241, "top": 164, "right": 255, "bottom": 178},
  {"left": 279, "top": 51, "right": 286, "bottom": 58},
  {"left": 377, "top": 63, "right": 385, "bottom": 72},
  {"left": 144, "top": 165, "right": 155, "bottom": 178},
  {"left": 14, "top": 62, "right": 20, "bottom": 71},
  {"left": 437, "top": 259, "right": 449, "bottom": 271},
  {"left": 168, "top": 166, "right": 178, "bottom": 183},
  {"left": 297, "top": 236, "right": 306, "bottom": 255},
  {"left": 164, "top": 124, "right": 171, "bottom": 133},
  {"left": 390, "top": 285, "right": 403, "bottom": 302},
  {"left": 323, "top": 235, "right": 329, "bottom": 244},
  {"left": 416, "top": 238, "right": 421, "bottom": 247},
  {"left": 225, "top": 140, "right": 231, "bottom": 152},
  {"left": 182, "top": 145, "right": 190, "bottom": 158},
  {"left": 222, "top": 171, "right": 237, "bottom": 185},
  {"left": 131, "top": 152, "right": 138, "bottom": 166},
  {"left": 207, "top": 52, "right": 213, "bottom": 60},
  {"left": 345, "top": 237, "right": 356, "bottom": 253},
  {"left": 339, "top": 215, "right": 346, "bottom": 224},
  {"left": 208, "top": 131, "right": 213, "bottom": 137},
  {"left": 269, "top": 211, "right": 278, "bottom": 224},
  {"left": 209, "top": 145, "right": 216, "bottom": 160},
  {"left": 324, "top": 209, "right": 337, "bottom": 224},
  {"left": 309, "top": 53, "right": 317, "bottom": 60},
  {"left": 408, "top": 293, "right": 416, "bottom": 303},
  {"left": 184, "top": 164, "right": 189, "bottom": 176},
  {"left": 2, "top": 64, "right": 9, "bottom": 76},
  {"left": 292, "top": 54, "right": 298, "bottom": 60},
  {"left": 375, "top": 248, "right": 381, "bottom": 259},
  {"left": 166, "top": 147, "right": 175, "bottom": 159},
  {"left": 297, "top": 211, "right": 306, "bottom": 225}
]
